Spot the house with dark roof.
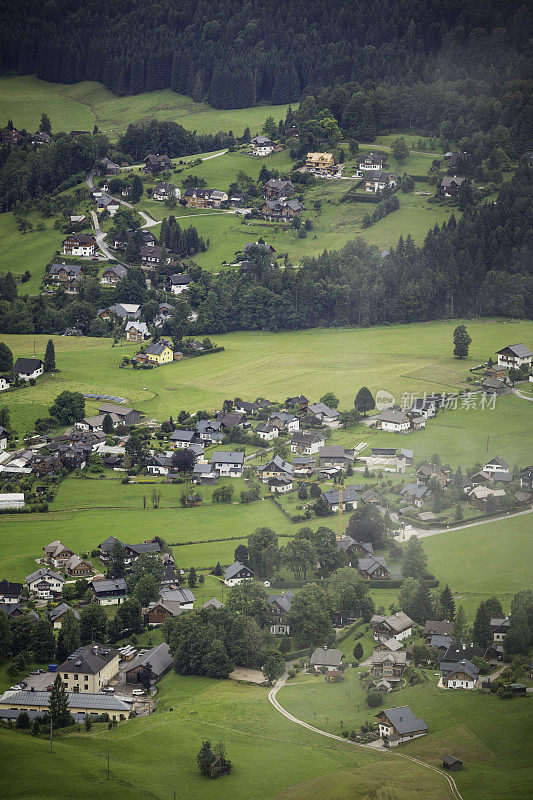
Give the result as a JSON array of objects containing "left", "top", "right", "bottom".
[
  {"left": 101, "top": 263, "right": 128, "bottom": 284},
  {"left": 113, "top": 229, "right": 156, "bottom": 251},
  {"left": 124, "top": 643, "right": 173, "bottom": 683},
  {"left": 0, "top": 690, "right": 131, "bottom": 722},
  {"left": 166, "top": 273, "right": 191, "bottom": 294},
  {"left": 25, "top": 568, "right": 64, "bottom": 599},
  {"left": 321, "top": 486, "right": 360, "bottom": 511},
  {"left": 357, "top": 555, "right": 390, "bottom": 580},
  {"left": 336, "top": 535, "right": 373, "bottom": 563},
  {"left": 307, "top": 402, "right": 340, "bottom": 424},
  {"left": 211, "top": 450, "right": 245, "bottom": 477},
  {"left": 290, "top": 430, "right": 325, "bottom": 454},
  {"left": 261, "top": 198, "right": 304, "bottom": 220},
  {"left": 0, "top": 579, "right": 23, "bottom": 604},
  {"left": 258, "top": 454, "right": 293, "bottom": 482},
  {"left": 490, "top": 617, "right": 510, "bottom": 642},
  {"left": 424, "top": 620, "right": 453, "bottom": 640},
  {"left": 318, "top": 445, "right": 355, "bottom": 468},
  {"left": 170, "top": 429, "right": 198, "bottom": 448},
  {"left": 496, "top": 343, "right": 531, "bottom": 368},
  {"left": 377, "top": 408, "right": 412, "bottom": 432},
  {"left": 58, "top": 643, "right": 120, "bottom": 692},
  {"left": 223, "top": 561, "right": 254, "bottom": 586},
  {"left": 264, "top": 179, "right": 295, "bottom": 199},
  {"left": 268, "top": 411, "right": 299, "bottom": 432},
  {"left": 125, "top": 321, "right": 150, "bottom": 342},
  {"left": 358, "top": 153, "right": 385, "bottom": 171},
  {"left": 440, "top": 658, "right": 479, "bottom": 689},
  {"left": 309, "top": 646, "right": 344, "bottom": 671},
  {"left": 144, "top": 340, "right": 174, "bottom": 365},
  {"left": 400, "top": 482, "right": 433, "bottom": 507},
  {"left": 62, "top": 233, "right": 96, "bottom": 256},
  {"left": 146, "top": 453, "right": 173, "bottom": 476},
  {"left": 143, "top": 154, "right": 172, "bottom": 174},
  {"left": 48, "top": 263, "right": 83, "bottom": 291},
  {"left": 482, "top": 456, "right": 512, "bottom": 482},
  {"left": 13, "top": 358, "right": 43, "bottom": 381},
  {"left": 437, "top": 176, "right": 468, "bottom": 197},
  {"left": 481, "top": 376, "right": 510, "bottom": 396},
  {"left": 371, "top": 612, "right": 413, "bottom": 642},
  {"left": 364, "top": 171, "right": 398, "bottom": 192},
  {"left": 254, "top": 422, "right": 278, "bottom": 441},
  {"left": 267, "top": 591, "right": 294, "bottom": 635},
  {"left": 375, "top": 705, "right": 428, "bottom": 745},
  {"left": 371, "top": 650, "right": 407, "bottom": 682},
  {"left": 252, "top": 136, "right": 274, "bottom": 156},
  {"left": 90, "top": 578, "right": 128, "bottom": 605},
  {"left": 153, "top": 181, "right": 180, "bottom": 201},
  {"left": 442, "top": 754, "right": 463, "bottom": 771},
  {"left": 48, "top": 603, "right": 79, "bottom": 629},
  {"left": 97, "top": 403, "right": 140, "bottom": 426}
]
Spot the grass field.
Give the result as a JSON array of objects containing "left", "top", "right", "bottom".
[
  {"left": 0, "top": 211, "right": 64, "bottom": 292},
  {"left": 0, "top": 75, "right": 290, "bottom": 139}
]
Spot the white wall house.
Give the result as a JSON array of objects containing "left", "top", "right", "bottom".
[
  {"left": 211, "top": 450, "right": 245, "bottom": 477},
  {"left": 252, "top": 136, "right": 274, "bottom": 156},
  {"left": 223, "top": 561, "right": 254, "bottom": 586},
  {"left": 378, "top": 409, "right": 410, "bottom": 432},
  {"left": 0, "top": 377, "right": 10, "bottom": 392},
  {"left": 496, "top": 343, "right": 532, "bottom": 368},
  {"left": 26, "top": 568, "right": 64, "bottom": 599},
  {"left": 482, "top": 456, "right": 511, "bottom": 477},
  {"left": 13, "top": 358, "right": 43, "bottom": 381}
]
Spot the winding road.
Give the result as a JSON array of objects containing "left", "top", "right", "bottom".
[{"left": 269, "top": 673, "right": 464, "bottom": 800}]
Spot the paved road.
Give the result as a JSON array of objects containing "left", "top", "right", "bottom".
[
  {"left": 512, "top": 387, "right": 533, "bottom": 402},
  {"left": 396, "top": 506, "right": 533, "bottom": 541},
  {"left": 89, "top": 209, "right": 114, "bottom": 259},
  {"left": 268, "top": 672, "right": 464, "bottom": 799}
]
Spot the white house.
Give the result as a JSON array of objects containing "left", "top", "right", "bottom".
[
  {"left": 321, "top": 485, "right": 359, "bottom": 512},
  {"left": 358, "top": 153, "right": 384, "bottom": 171},
  {"left": 25, "top": 568, "right": 65, "bottom": 599},
  {"left": 62, "top": 233, "right": 96, "bottom": 256},
  {"left": 254, "top": 423, "right": 278, "bottom": 441},
  {"left": 169, "top": 430, "right": 198, "bottom": 449},
  {"left": 13, "top": 358, "right": 43, "bottom": 381},
  {"left": 48, "top": 603, "right": 79, "bottom": 629},
  {"left": 211, "top": 450, "right": 245, "bottom": 477},
  {"left": 166, "top": 274, "right": 191, "bottom": 295},
  {"left": 0, "top": 580, "right": 22, "bottom": 604},
  {"left": 371, "top": 612, "right": 413, "bottom": 642},
  {"left": 290, "top": 431, "right": 325, "bottom": 454},
  {"left": 146, "top": 454, "right": 173, "bottom": 476},
  {"left": 0, "top": 428, "right": 8, "bottom": 451},
  {"left": 90, "top": 578, "right": 128, "bottom": 605},
  {"left": 307, "top": 402, "right": 340, "bottom": 424},
  {"left": 482, "top": 455, "right": 511, "bottom": 478},
  {"left": 496, "top": 343, "right": 532, "bottom": 368},
  {"left": 270, "top": 477, "right": 293, "bottom": 493},
  {"left": 377, "top": 409, "right": 411, "bottom": 432},
  {"left": 440, "top": 659, "right": 479, "bottom": 690},
  {"left": 375, "top": 706, "right": 428, "bottom": 745},
  {"left": 268, "top": 412, "right": 299, "bottom": 432},
  {"left": 0, "top": 377, "right": 11, "bottom": 392},
  {"left": 223, "top": 561, "right": 254, "bottom": 587},
  {"left": 153, "top": 181, "right": 181, "bottom": 201},
  {"left": 96, "top": 194, "right": 120, "bottom": 216},
  {"left": 365, "top": 171, "right": 398, "bottom": 192},
  {"left": 252, "top": 136, "right": 274, "bottom": 156}
]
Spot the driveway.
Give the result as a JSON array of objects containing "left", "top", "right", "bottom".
[{"left": 512, "top": 387, "right": 533, "bottom": 402}]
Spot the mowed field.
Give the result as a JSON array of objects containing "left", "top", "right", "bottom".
[
  {"left": 0, "top": 75, "right": 291, "bottom": 139},
  {"left": 0, "top": 210, "right": 65, "bottom": 292}
]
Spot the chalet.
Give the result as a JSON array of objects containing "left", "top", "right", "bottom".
[
  {"left": 482, "top": 376, "right": 510, "bottom": 396},
  {"left": 153, "top": 181, "right": 180, "bottom": 201},
  {"left": 140, "top": 245, "right": 169, "bottom": 266},
  {"left": 290, "top": 431, "right": 325, "bottom": 454},
  {"left": 101, "top": 264, "right": 128, "bottom": 285},
  {"left": 377, "top": 409, "right": 411, "bottom": 432},
  {"left": 255, "top": 422, "right": 278, "bottom": 441},
  {"left": 166, "top": 273, "right": 191, "bottom": 294},
  {"left": 210, "top": 190, "right": 228, "bottom": 206},
  {"left": 170, "top": 430, "right": 198, "bottom": 448},
  {"left": 482, "top": 455, "right": 512, "bottom": 479},
  {"left": 306, "top": 153, "right": 335, "bottom": 174},
  {"left": 200, "top": 597, "right": 224, "bottom": 610},
  {"left": 371, "top": 612, "right": 413, "bottom": 642},
  {"left": 223, "top": 561, "right": 254, "bottom": 587},
  {"left": 25, "top": 568, "right": 64, "bottom": 599},
  {"left": 13, "top": 358, "right": 43, "bottom": 381},
  {"left": 98, "top": 537, "right": 161, "bottom": 566},
  {"left": 261, "top": 198, "right": 305, "bottom": 220},
  {"left": 309, "top": 646, "right": 343, "bottom": 671},
  {"left": 58, "top": 643, "right": 120, "bottom": 693},
  {"left": 233, "top": 400, "right": 260, "bottom": 415},
  {"left": 42, "top": 540, "right": 75, "bottom": 568},
  {"left": 113, "top": 229, "right": 157, "bottom": 251},
  {"left": 484, "top": 363, "right": 507, "bottom": 380},
  {"left": 442, "top": 644, "right": 485, "bottom": 664},
  {"left": 32, "top": 131, "right": 52, "bottom": 145},
  {"left": 437, "top": 176, "right": 468, "bottom": 197},
  {"left": 196, "top": 420, "right": 224, "bottom": 443},
  {"left": 48, "top": 603, "right": 79, "bottom": 629},
  {"left": 337, "top": 536, "right": 374, "bottom": 562},
  {"left": 322, "top": 486, "right": 360, "bottom": 512},
  {"left": 124, "top": 643, "right": 173, "bottom": 684},
  {"left": 211, "top": 450, "right": 245, "bottom": 477},
  {"left": 98, "top": 403, "right": 140, "bottom": 426},
  {"left": 184, "top": 187, "right": 214, "bottom": 208},
  {"left": 64, "top": 554, "right": 92, "bottom": 577},
  {"left": 144, "top": 340, "right": 174, "bottom": 365},
  {"left": 192, "top": 462, "right": 219, "bottom": 485},
  {"left": 270, "top": 477, "right": 293, "bottom": 493},
  {"left": 0, "top": 580, "right": 23, "bottom": 604},
  {"left": 293, "top": 455, "right": 316, "bottom": 474},
  {"left": 96, "top": 194, "right": 120, "bottom": 216},
  {"left": 357, "top": 555, "right": 390, "bottom": 580},
  {"left": 99, "top": 303, "right": 141, "bottom": 321},
  {"left": 252, "top": 136, "right": 274, "bottom": 156},
  {"left": 97, "top": 157, "right": 120, "bottom": 174},
  {"left": 468, "top": 484, "right": 505, "bottom": 506},
  {"left": 318, "top": 445, "right": 354, "bottom": 468},
  {"left": 48, "top": 263, "right": 83, "bottom": 291},
  {"left": 143, "top": 154, "right": 172, "bottom": 174},
  {"left": 361, "top": 488, "right": 382, "bottom": 505},
  {"left": 440, "top": 658, "right": 479, "bottom": 689},
  {"left": 490, "top": 617, "right": 510, "bottom": 642},
  {"left": 375, "top": 705, "right": 428, "bottom": 746},
  {"left": 62, "top": 233, "right": 96, "bottom": 256},
  {"left": 258, "top": 454, "right": 293, "bottom": 482},
  {"left": 146, "top": 454, "right": 173, "bottom": 476},
  {"left": 424, "top": 620, "right": 453, "bottom": 640},
  {"left": 375, "top": 637, "right": 403, "bottom": 653},
  {"left": 268, "top": 411, "right": 299, "bottom": 432},
  {"left": 358, "top": 154, "right": 384, "bottom": 171},
  {"left": 371, "top": 650, "right": 407, "bottom": 682},
  {"left": 159, "top": 586, "right": 195, "bottom": 610},
  {"left": 242, "top": 241, "right": 277, "bottom": 257},
  {"left": 216, "top": 410, "right": 247, "bottom": 430},
  {"left": 411, "top": 398, "right": 437, "bottom": 419},
  {"left": 520, "top": 466, "right": 533, "bottom": 490},
  {"left": 400, "top": 482, "right": 432, "bottom": 507},
  {"left": 365, "top": 171, "right": 398, "bottom": 192},
  {"left": 307, "top": 402, "right": 340, "bottom": 423},
  {"left": 265, "top": 179, "right": 295, "bottom": 199},
  {"left": 91, "top": 578, "right": 128, "bottom": 605},
  {"left": 267, "top": 591, "right": 294, "bottom": 635},
  {"left": 125, "top": 321, "right": 149, "bottom": 342},
  {"left": 496, "top": 343, "right": 532, "bottom": 368}
]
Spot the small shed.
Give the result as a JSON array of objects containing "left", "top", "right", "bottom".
[{"left": 442, "top": 755, "right": 463, "bottom": 771}]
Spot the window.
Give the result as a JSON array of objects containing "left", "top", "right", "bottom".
[
  {"left": 64, "top": 674, "right": 69, "bottom": 679},
  {"left": 74, "top": 674, "right": 78, "bottom": 680}
]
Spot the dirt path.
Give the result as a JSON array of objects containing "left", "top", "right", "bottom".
[
  {"left": 512, "top": 387, "right": 533, "bottom": 402},
  {"left": 269, "top": 672, "right": 464, "bottom": 800},
  {"left": 393, "top": 506, "right": 533, "bottom": 541}
]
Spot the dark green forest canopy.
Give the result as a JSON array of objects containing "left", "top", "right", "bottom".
[{"left": 0, "top": 0, "right": 530, "bottom": 107}]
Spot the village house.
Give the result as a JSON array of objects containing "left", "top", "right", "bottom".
[
  {"left": 166, "top": 273, "right": 191, "bottom": 294},
  {"left": 496, "top": 343, "right": 532, "bottom": 368},
  {"left": 96, "top": 194, "right": 120, "bottom": 216},
  {"left": 211, "top": 450, "right": 245, "bottom": 477},
  {"left": 47, "top": 263, "right": 83, "bottom": 291},
  {"left": 101, "top": 264, "right": 128, "bottom": 285},
  {"left": 258, "top": 454, "right": 293, "bottom": 482},
  {"left": 0, "top": 492, "right": 23, "bottom": 510},
  {"left": 361, "top": 488, "right": 382, "bottom": 505},
  {"left": 481, "top": 376, "right": 510, "bottom": 396},
  {"left": 196, "top": 420, "right": 224, "bottom": 443},
  {"left": 96, "top": 157, "right": 121, "bottom": 174},
  {"left": 484, "top": 363, "right": 507, "bottom": 380},
  {"left": 468, "top": 484, "right": 506, "bottom": 507},
  {"left": 62, "top": 233, "right": 96, "bottom": 256},
  {"left": 375, "top": 705, "right": 428, "bottom": 746},
  {"left": 252, "top": 136, "right": 274, "bottom": 156},
  {"left": 90, "top": 578, "right": 128, "bottom": 605},
  {"left": 371, "top": 611, "right": 413, "bottom": 642},
  {"left": 411, "top": 398, "right": 437, "bottom": 419},
  {"left": 64, "top": 554, "right": 92, "bottom": 577},
  {"left": 270, "top": 476, "right": 293, "bottom": 493},
  {"left": 309, "top": 646, "right": 344, "bottom": 671},
  {"left": 322, "top": 485, "right": 360, "bottom": 512},
  {"left": 305, "top": 152, "right": 335, "bottom": 175},
  {"left": 261, "top": 198, "right": 304, "bottom": 220},
  {"left": 98, "top": 403, "right": 140, "bottom": 426},
  {"left": 76, "top": 413, "right": 121, "bottom": 432},
  {"left": 318, "top": 445, "right": 355, "bottom": 469},
  {"left": 358, "top": 153, "right": 385, "bottom": 171},
  {"left": 482, "top": 455, "right": 512, "bottom": 481},
  {"left": 98, "top": 303, "right": 141, "bottom": 321},
  {"left": 143, "top": 340, "right": 174, "bottom": 365},
  {"left": 223, "top": 561, "right": 254, "bottom": 587},
  {"left": 210, "top": 189, "right": 228, "bottom": 206},
  {"left": 192, "top": 462, "right": 219, "bottom": 485},
  {"left": 233, "top": 399, "right": 260, "bottom": 415},
  {"left": 0, "top": 690, "right": 132, "bottom": 723},
  {"left": 371, "top": 650, "right": 407, "bottom": 682},
  {"left": 98, "top": 537, "right": 161, "bottom": 567},
  {"left": 125, "top": 321, "right": 149, "bottom": 342},
  {"left": 159, "top": 585, "right": 195, "bottom": 611},
  {"left": 113, "top": 229, "right": 157, "bottom": 251},
  {"left": 184, "top": 187, "right": 215, "bottom": 208},
  {"left": 25, "top": 568, "right": 64, "bottom": 599},
  {"left": 424, "top": 620, "right": 453, "bottom": 640},
  {"left": 268, "top": 411, "right": 300, "bottom": 432},
  {"left": 170, "top": 429, "right": 199, "bottom": 448},
  {"left": 31, "top": 131, "right": 52, "bottom": 146},
  {"left": 290, "top": 430, "right": 325, "bottom": 454},
  {"left": 307, "top": 402, "right": 340, "bottom": 424},
  {"left": 490, "top": 617, "right": 510, "bottom": 643},
  {"left": 337, "top": 535, "right": 374, "bottom": 563},
  {"left": 254, "top": 422, "right": 278, "bottom": 441},
  {"left": 0, "top": 580, "right": 23, "bottom": 604},
  {"left": 146, "top": 454, "right": 173, "bottom": 476},
  {"left": 267, "top": 591, "right": 294, "bottom": 635},
  {"left": 124, "top": 643, "right": 173, "bottom": 684},
  {"left": 143, "top": 154, "right": 172, "bottom": 174},
  {"left": 59, "top": 643, "right": 120, "bottom": 693},
  {"left": 13, "top": 358, "right": 43, "bottom": 381},
  {"left": 520, "top": 466, "right": 533, "bottom": 490},
  {"left": 0, "top": 428, "right": 8, "bottom": 451},
  {"left": 437, "top": 176, "right": 468, "bottom": 197},
  {"left": 377, "top": 408, "right": 412, "bottom": 432},
  {"left": 48, "top": 603, "right": 80, "bottom": 629},
  {"left": 365, "top": 171, "right": 398, "bottom": 192},
  {"left": 42, "top": 541, "right": 75, "bottom": 569},
  {"left": 440, "top": 658, "right": 479, "bottom": 689},
  {"left": 152, "top": 181, "right": 181, "bottom": 201},
  {"left": 264, "top": 179, "right": 295, "bottom": 199},
  {"left": 0, "top": 377, "right": 10, "bottom": 392},
  {"left": 357, "top": 555, "right": 390, "bottom": 580},
  {"left": 400, "top": 482, "right": 433, "bottom": 507}
]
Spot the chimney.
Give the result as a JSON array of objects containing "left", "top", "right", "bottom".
[
  {"left": 323, "top": 645, "right": 327, "bottom": 650},
  {"left": 461, "top": 660, "right": 466, "bottom": 667}
]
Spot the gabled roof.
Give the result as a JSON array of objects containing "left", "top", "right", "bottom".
[
  {"left": 125, "top": 642, "right": 173, "bottom": 677},
  {"left": 170, "top": 429, "right": 196, "bottom": 442},
  {"left": 322, "top": 486, "right": 360, "bottom": 504},
  {"left": 429, "top": 634, "right": 453, "bottom": 649},
  {"left": 25, "top": 567, "right": 64, "bottom": 585},
  {"left": 496, "top": 343, "right": 531, "bottom": 358},
  {"left": 357, "top": 555, "right": 388, "bottom": 575},
  {"left": 49, "top": 263, "right": 82, "bottom": 277},
  {"left": 201, "top": 597, "right": 224, "bottom": 610},
  {"left": 371, "top": 650, "right": 406, "bottom": 666},
  {"left": 424, "top": 620, "right": 453, "bottom": 636},
  {"left": 267, "top": 591, "right": 294, "bottom": 613},
  {"left": 211, "top": 450, "right": 245, "bottom": 465},
  {"left": 145, "top": 341, "right": 173, "bottom": 356},
  {"left": 259, "top": 454, "right": 293, "bottom": 474},
  {"left": 378, "top": 409, "right": 410, "bottom": 424},
  {"left": 91, "top": 578, "right": 127, "bottom": 595},
  {"left": 307, "top": 402, "right": 339, "bottom": 418},
  {"left": 440, "top": 658, "right": 479, "bottom": 680},
  {"left": 483, "top": 455, "right": 510, "bottom": 470},
  {"left": 59, "top": 643, "right": 119, "bottom": 674},
  {"left": 400, "top": 482, "right": 430, "bottom": 499},
  {"left": 49, "top": 603, "right": 79, "bottom": 622},
  {"left": 310, "top": 646, "right": 344, "bottom": 666},
  {"left": 0, "top": 689, "right": 131, "bottom": 712},
  {"left": 372, "top": 611, "right": 413, "bottom": 632},
  {"left": 377, "top": 705, "right": 428, "bottom": 735},
  {"left": 224, "top": 561, "right": 253, "bottom": 580},
  {"left": 0, "top": 579, "right": 23, "bottom": 597},
  {"left": 14, "top": 358, "right": 43, "bottom": 373}
]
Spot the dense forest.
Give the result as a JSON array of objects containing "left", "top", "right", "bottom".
[{"left": 0, "top": 0, "right": 530, "bottom": 108}]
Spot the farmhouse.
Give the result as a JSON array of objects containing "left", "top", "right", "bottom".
[
  {"left": 90, "top": 578, "right": 128, "bottom": 605},
  {"left": 96, "top": 194, "right": 120, "bottom": 215},
  {"left": 192, "top": 463, "right": 219, "bottom": 484},
  {"left": 252, "top": 136, "right": 274, "bottom": 155},
  {"left": 48, "top": 603, "right": 79, "bottom": 629},
  {"left": 101, "top": 264, "right": 128, "bottom": 284},
  {"left": 98, "top": 537, "right": 161, "bottom": 566},
  {"left": 140, "top": 245, "right": 171, "bottom": 266},
  {"left": 371, "top": 650, "right": 407, "bottom": 682},
  {"left": 286, "top": 395, "right": 309, "bottom": 410},
  {"left": 321, "top": 485, "right": 360, "bottom": 511},
  {"left": 258, "top": 454, "right": 293, "bottom": 482},
  {"left": 371, "top": 612, "right": 413, "bottom": 641},
  {"left": 255, "top": 422, "right": 278, "bottom": 441},
  {"left": 125, "top": 321, "right": 149, "bottom": 342},
  {"left": 440, "top": 659, "right": 479, "bottom": 689},
  {"left": 25, "top": 568, "right": 64, "bottom": 599},
  {"left": 184, "top": 187, "right": 215, "bottom": 207},
  {"left": 0, "top": 690, "right": 131, "bottom": 723},
  {"left": 62, "top": 233, "right": 96, "bottom": 256},
  {"left": 268, "top": 412, "right": 299, "bottom": 432},
  {"left": 99, "top": 303, "right": 141, "bottom": 321},
  {"left": 357, "top": 555, "right": 390, "bottom": 580},
  {"left": 13, "top": 358, "right": 43, "bottom": 381},
  {"left": 482, "top": 376, "right": 510, "bottom": 396},
  {"left": 358, "top": 153, "right": 384, "bottom": 171},
  {"left": 309, "top": 646, "right": 344, "bottom": 671},
  {"left": 337, "top": 535, "right": 374, "bottom": 561},
  {"left": 265, "top": 179, "right": 295, "bottom": 198},
  {"left": 146, "top": 454, "right": 173, "bottom": 475},
  {"left": 482, "top": 455, "right": 512, "bottom": 480},
  {"left": 305, "top": 152, "right": 335, "bottom": 174},
  {"left": 0, "top": 580, "right": 23, "bottom": 604},
  {"left": 424, "top": 620, "right": 453, "bottom": 639},
  {"left": 143, "top": 154, "right": 172, "bottom": 174},
  {"left": 144, "top": 340, "right": 174, "bottom": 365},
  {"left": 442, "top": 755, "right": 463, "bottom": 771},
  {"left": 223, "top": 561, "right": 254, "bottom": 587},
  {"left": 210, "top": 450, "right": 245, "bottom": 477},
  {"left": 42, "top": 540, "right": 75, "bottom": 569},
  {"left": 318, "top": 445, "right": 354, "bottom": 468},
  {"left": 365, "top": 171, "right": 398, "bottom": 192},
  {"left": 437, "top": 176, "right": 468, "bottom": 197},
  {"left": 490, "top": 617, "right": 510, "bottom": 642},
  {"left": 267, "top": 591, "right": 294, "bottom": 635},
  {"left": 124, "top": 643, "right": 173, "bottom": 683},
  {"left": 307, "top": 402, "right": 340, "bottom": 423},
  {"left": 159, "top": 586, "right": 195, "bottom": 610},
  {"left": 113, "top": 229, "right": 156, "bottom": 251},
  {"left": 290, "top": 431, "right": 325, "bottom": 454},
  {"left": 166, "top": 273, "right": 191, "bottom": 294},
  {"left": 76, "top": 413, "right": 121, "bottom": 432},
  {"left": 153, "top": 181, "right": 180, "bottom": 201},
  {"left": 377, "top": 409, "right": 411, "bottom": 432},
  {"left": 400, "top": 482, "right": 433, "bottom": 506},
  {"left": 375, "top": 705, "right": 428, "bottom": 746},
  {"left": 170, "top": 429, "right": 198, "bottom": 448},
  {"left": 496, "top": 343, "right": 532, "bottom": 368},
  {"left": 48, "top": 263, "right": 83, "bottom": 291},
  {"left": 261, "top": 198, "right": 304, "bottom": 220},
  {"left": 98, "top": 403, "right": 140, "bottom": 426},
  {"left": 196, "top": 420, "right": 224, "bottom": 443},
  {"left": 58, "top": 643, "right": 120, "bottom": 693},
  {"left": 64, "top": 554, "right": 92, "bottom": 577}
]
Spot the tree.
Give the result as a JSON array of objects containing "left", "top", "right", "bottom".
[
  {"left": 283, "top": 538, "right": 316, "bottom": 582},
  {"left": 247, "top": 527, "right": 279, "bottom": 578},
  {"left": 203, "top": 639, "right": 233, "bottom": 678},
  {"left": 262, "top": 648, "right": 285, "bottom": 684},
  {"left": 452, "top": 605, "right": 467, "bottom": 643},
  {"left": 188, "top": 567, "right": 198, "bottom": 588},
  {"left": 125, "top": 433, "right": 148, "bottom": 467},
  {"left": 0, "top": 610, "right": 13, "bottom": 658},
  {"left": 234, "top": 544, "right": 248, "bottom": 564},
  {"left": 49, "top": 674, "right": 71, "bottom": 728},
  {"left": 39, "top": 113, "right": 52, "bottom": 134},
  {"left": 354, "top": 387, "right": 375, "bottom": 415},
  {"left": 402, "top": 537, "right": 428, "bottom": 579},
  {"left": 287, "top": 583, "right": 334, "bottom": 648},
  {"left": 225, "top": 581, "right": 270, "bottom": 626},
  {"left": 79, "top": 604, "right": 107, "bottom": 644},
  {"left": 473, "top": 600, "right": 494, "bottom": 649},
  {"left": 453, "top": 325, "right": 472, "bottom": 359},
  {"left": 171, "top": 447, "right": 196, "bottom": 473},
  {"left": 319, "top": 392, "right": 339, "bottom": 409},
  {"left": 31, "top": 619, "right": 56, "bottom": 661},
  {"left": 56, "top": 610, "right": 80, "bottom": 662},
  {"left": 133, "top": 573, "right": 159, "bottom": 605},
  {"left": 346, "top": 506, "right": 387, "bottom": 549},
  {"left": 297, "top": 483, "right": 308, "bottom": 500},
  {"left": 43, "top": 339, "right": 55, "bottom": 372},
  {"left": 212, "top": 561, "right": 223, "bottom": 576},
  {"left": 309, "top": 483, "right": 321, "bottom": 498},
  {"left": 353, "top": 641, "right": 363, "bottom": 660},
  {"left": 0, "top": 342, "right": 14, "bottom": 373},
  {"left": 102, "top": 413, "right": 114, "bottom": 434},
  {"left": 410, "top": 582, "right": 433, "bottom": 624},
  {"left": 439, "top": 585, "right": 455, "bottom": 620},
  {"left": 130, "top": 174, "right": 143, "bottom": 203},
  {"left": 328, "top": 567, "right": 373, "bottom": 618},
  {"left": 392, "top": 137, "right": 409, "bottom": 163},
  {"left": 49, "top": 391, "right": 85, "bottom": 424},
  {"left": 16, "top": 711, "right": 30, "bottom": 729},
  {"left": 366, "top": 688, "right": 384, "bottom": 707}
]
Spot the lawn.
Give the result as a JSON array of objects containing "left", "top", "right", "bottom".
[
  {"left": 0, "top": 210, "right": 64, "bottom": 292},
  {"left": 279, "top": 668, "right": 531, "bottom": 800},
  {"left": 0, "top": 75, "right": 290, "bottom": 139}
]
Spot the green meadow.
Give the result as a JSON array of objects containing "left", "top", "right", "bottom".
[{"left": 0, "top": 210, "right": 65, "bottom": 292}]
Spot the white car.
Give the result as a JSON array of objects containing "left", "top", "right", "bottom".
[
  {"left": 131, "top": 689, "right": 145, "bottom": 696},
  {"left": 10, "top": 685, "right": 23, "bottom": 691},
  {"left": 101, "top": 686, "right": 115, "bottom": 693}
]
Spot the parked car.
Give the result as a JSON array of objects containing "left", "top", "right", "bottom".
[
  {"left": 10, "top": 685, "right": 23, "bottom": 690},
  {"left": 101, "top": 686, "right": 115, "bottom": 693},
  {"left": 131, "top": 689, "right": 145, "bottom": 696}
]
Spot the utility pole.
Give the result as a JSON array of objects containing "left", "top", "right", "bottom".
[{"left": 50, "top": 717, "right": 53, "bottom": 754}]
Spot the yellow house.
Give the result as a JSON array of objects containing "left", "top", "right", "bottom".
[
  {"left": 144, "top": 340, "right": 174, "bottom": 365},
  {"left": 306, "top": 152, "right": 335, "bottom": 173},
  {"left": 58, "top": 643, "right": 120, "bottom": 693}
]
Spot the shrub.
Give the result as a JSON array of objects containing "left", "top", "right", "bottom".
[
  {"left": 288, "top": 668, "right": 297, "bottom": 679},
  {"left": 366, "top": 688, "right": 384, "bottom": 708}
]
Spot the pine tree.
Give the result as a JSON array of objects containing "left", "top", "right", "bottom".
[
  {"left": 354, "top": 387, "right": 375, "bottom": 415},
  {"left": 188, "top": 567, "right": 197, "bottom": 588},
  {"left": 472, "top": 600, "right": 493, "bottom": 649},
  {"left": 102, "top": 413, "right": 114, "bottom": 434},
  {"left": 56, "top": 610, "right": 80, "bottom": 662},
  {"left": 44, "top": 339, "right": 55, "bottom": 372},
  {"left": 49, "top": 674, "right": 71, "bottom": 728},
  {"left": 402, "top": 537, "right": 428, "bottom": 579},
  {"left": 411, "top": 582, "right": 433, "bottom": 624},
  {"left": 39, "top": 113, "right": 52, "bottom": 134},
  {"left": 453, "top": 605, "right": 467, "bottom": 643},
  {"left": 440, "top": 585, "right": 455, "bottom": 620}
]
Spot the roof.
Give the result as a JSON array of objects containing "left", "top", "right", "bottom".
[
  {"left": 439, "top": 176, "right": 466, "bottom": 188},
  {"left": 496, "top": 343, "right": 531, "bottom": 358},
  {"left": 372, "top": 612, "right": 413, "bottom": 633},
  {"left": 49, "top": 263, "right": 82, "bottom": 277},
  {"left": 378, "top": 409, "right": 410, "bottom": 424},
  {"left": 357, "top": 555, "right": 388, "bottom": 575},
  {"left": 125, "top": 643, "right": 173, "bottom": 677},
  {"left": 0, "top": 580, "right": 23, "bottom": 596},
  {"left": 91, "top": 579, "right": 127, "bottom": 596},
  {"left": 170, "top": 429, "right": 196, "bottom": 442},
  {"left": 267, "top": 591, "right": 294, "bottom": 613},
  {"left": 98, "top": 403, "right": 137, "bottom": 417},
  {"left": 64, "top": 233, "right": 95, "bottom": 244},
  {"left": 371, "top": 650, "right": 407, "bottom": 666},
  {"left": 365, "top": 171, "right": 398, "bottom": 183},
  {"left": 211, "top": 450, "right": 245, "bottom": 465},
  {"left": 442, "top": 754, "right": 462, "bottom": 766},
  {"left": 25, "top": 568, "right": 64, "bottom": 585},
  {"left": 309, "top": 647, "right": 344, "bottom": 666},
  {"left": 58, "top": 643, "right": 120, "bottom": 675},
  {"left": 400, "top": 482, "right": 430, "bottom": 499},
  {"left": 14, "top": 358, "right": 42, "bottom": 373},
  {"left": 49, "top": 603, "right": 79, "bottom": 622},
  {"left": 440, "top": 659, "right": 479, "bottom": 680},
  {"left": 0, "top": 690, "right": 131, "bottom": 712},
  {"left": 167, "top": 273, "right": 191, "bottom": 285},
  {"left": 159, "top": 586, "right": 196, "bottom": 605},
  {"left": 125, "top": 321, "right": 149, "bottom": 335},
  {"left": 443, "top": 645, "right": 485, "bottom": 662},
  {"left": 307, "top": 402, "right": 339, "bottom": 418},
  {"left": 224, "top": 561, "right": 253, "bottom": 580},
  {"left": 378, "top": 637, "right": 403, "bottom": 652},
  {"left": 145, "top": 341, "right": 173, "bottom": 356},
  {"left": 200, "top": 597, "right": 224, "bottom": 610},
  {"left": 424, "top": 620, "right": 453, "bottom": 636},
  {"left": 483, "top": 455, "right": 510, "bottom": 470},
  {"left": 260, "top": 454, "right": 293, "bottom": 474},
  {"left": 377, "top": 705, "right": 428, "bottom": 735},
  {"left": 103, "top": 264, "right": 128, "bottom": 278},
  {"left": 322, "top": 486, "right": 360, "bottom": 505},
  {"left": 429, "top": 634, "right": 452, "bottom": 649}
]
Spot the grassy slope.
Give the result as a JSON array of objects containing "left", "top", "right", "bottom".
[
  {"left": 279, "top": 668, "right": 531, "bottom": 800},
  {"left": 0, "top": 211, "right": 64, "bottom": 292}
]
